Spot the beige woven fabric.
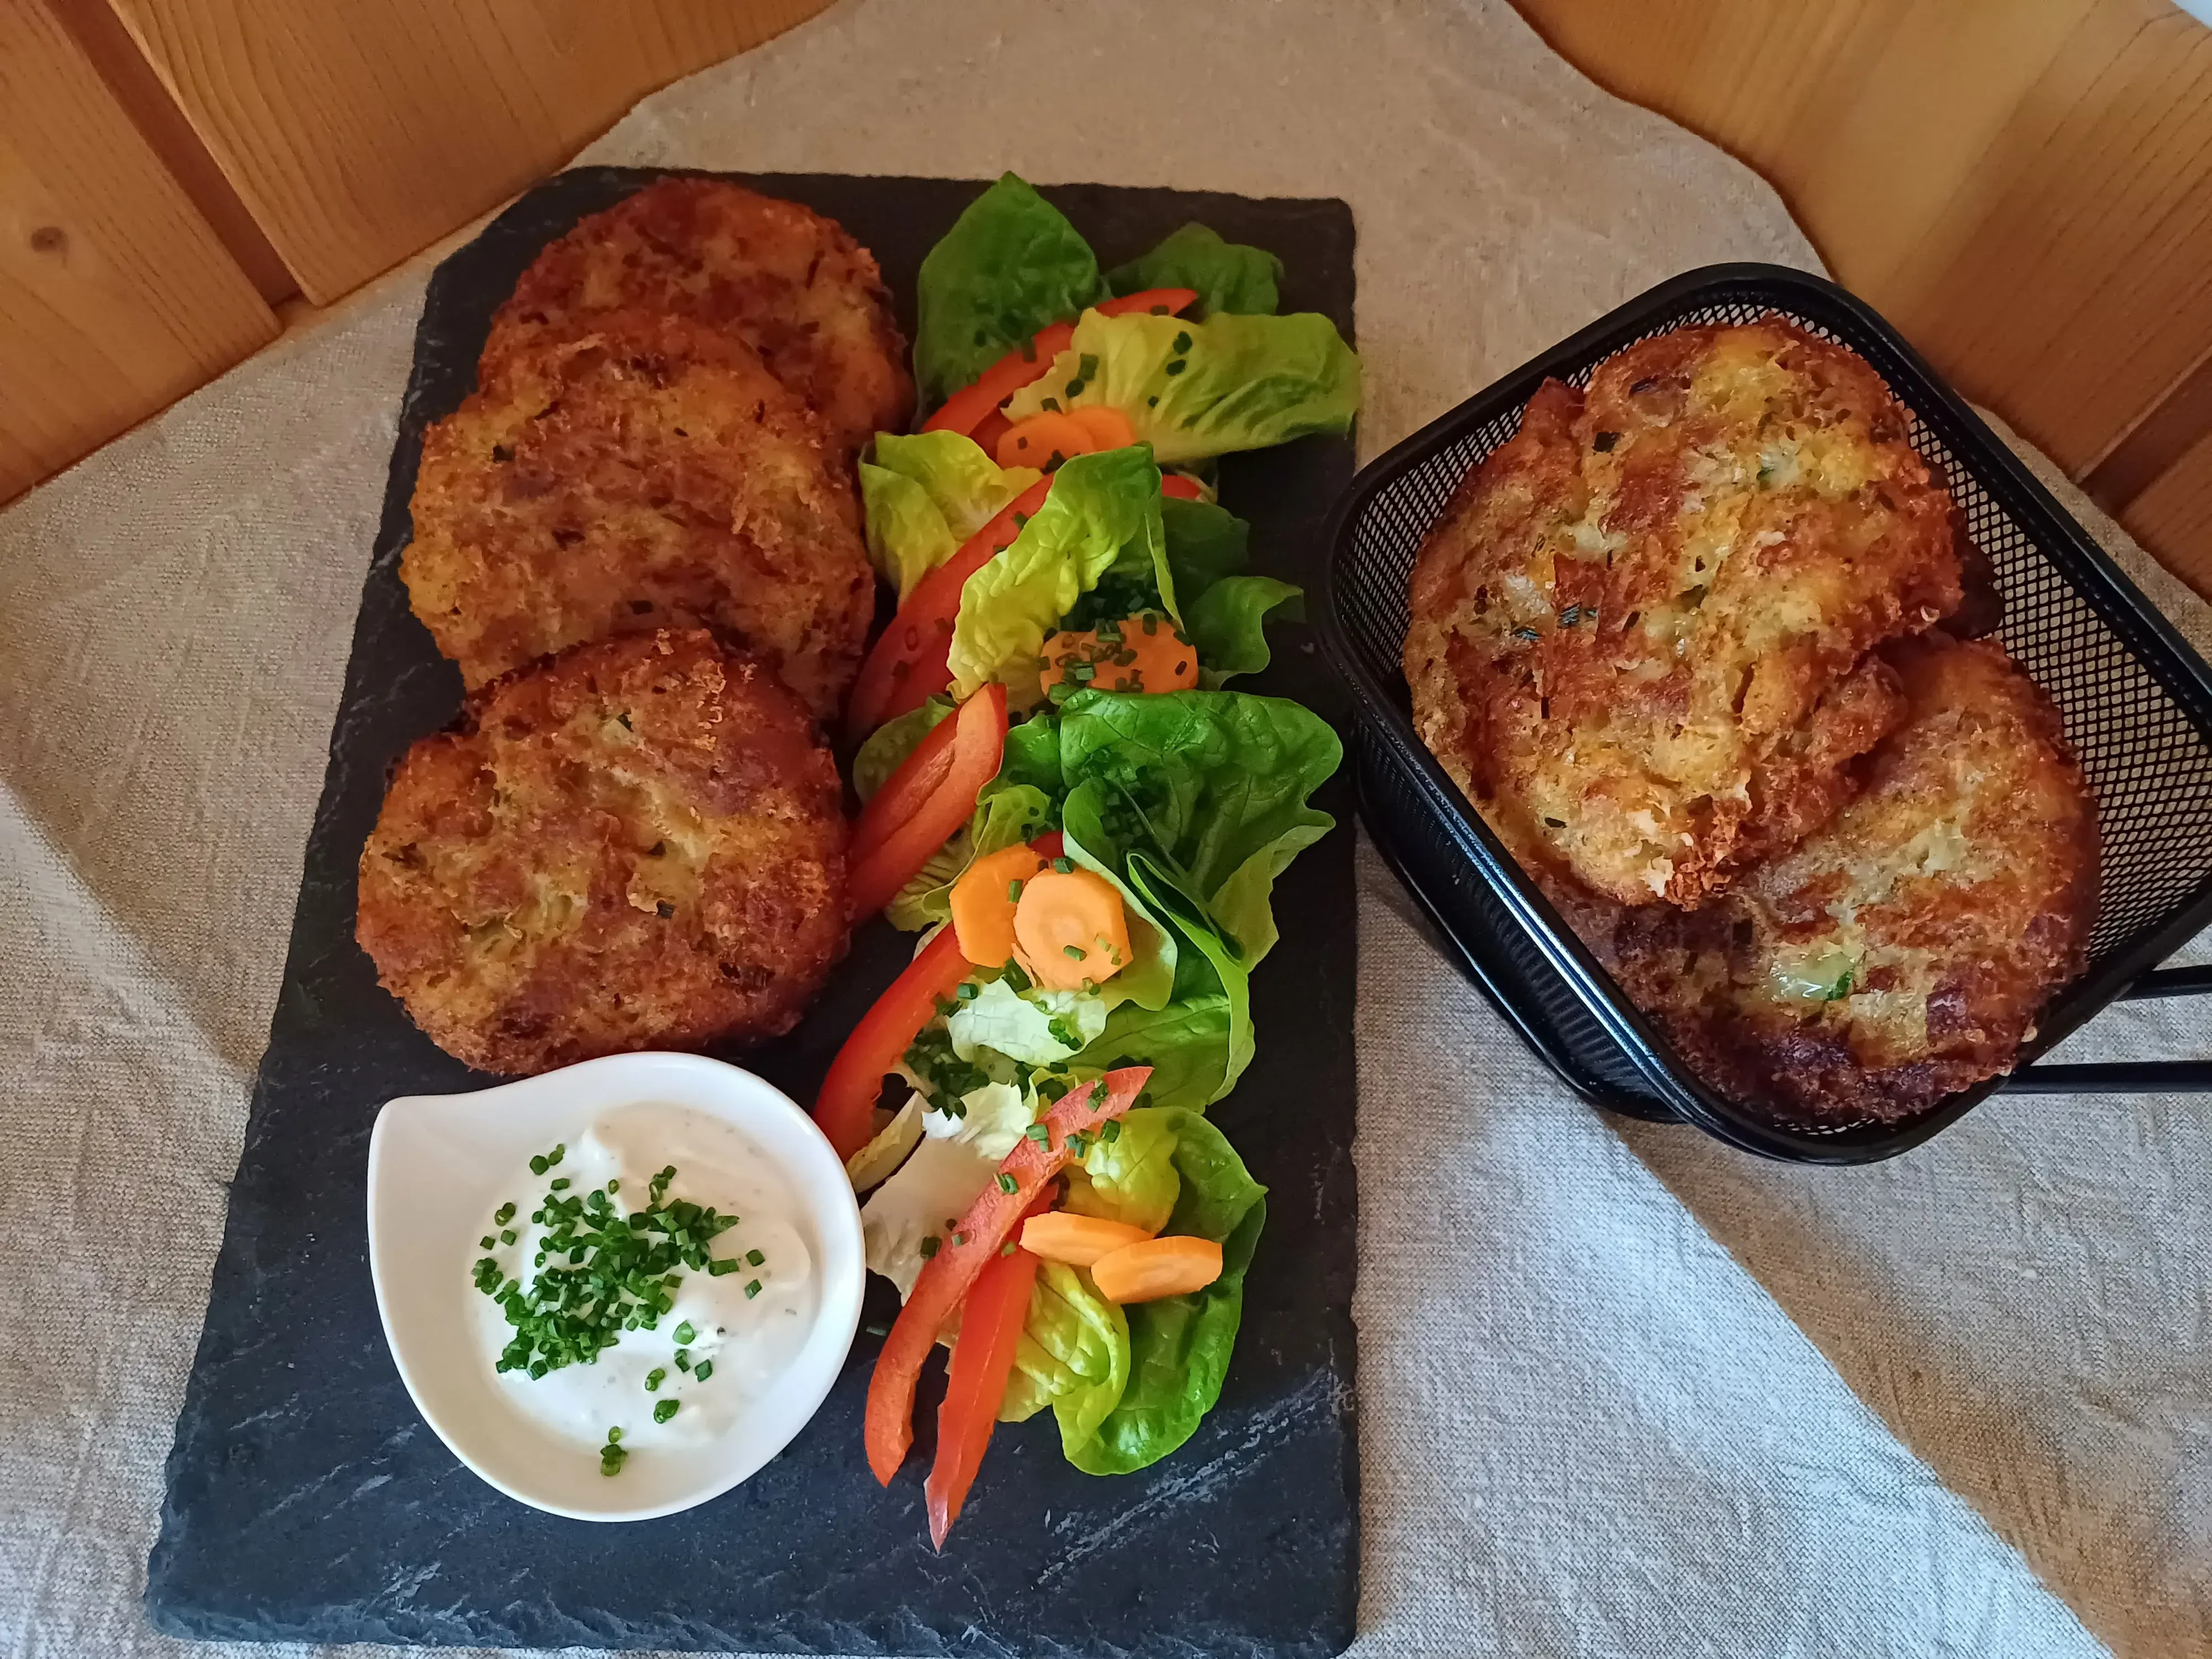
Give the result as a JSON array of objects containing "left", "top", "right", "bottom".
[{"left": 1, "top": 2, "right": 2203, "bottom": 1655}]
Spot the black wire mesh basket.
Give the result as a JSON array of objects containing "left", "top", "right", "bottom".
[{"left": 1321, "top": 263, "right": 2212, "bottom": 1163}]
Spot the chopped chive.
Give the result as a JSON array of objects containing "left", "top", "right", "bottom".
[
  {"left": 1001, "top": 1241, "right": 1018, "bottom": 1257},
  {"left": 708, "top": 1258, "right": 740, "bottom": 1276},
  {"left": 500, "top": 1228, "right": 518, "bottom": 1245},
  {"left": 745, "top": 1249, "right": 765, "bottom": 1266},
  {"left": 480, "top": 1235, "right": 496, "bottom": 1250},
  {"left": 1103, "top": 1119, "right": 1121, "bottom": 1143},
  {"left": 744, "top": 1280, "right": 763, "bottom": 1300},
  {"left": 606, "top": 1426, "right": 623, "bottom": 1444},
  {"left": 645, "top": 1367, "right": 666, "bottom": 1392},
  {"left": 529, "top": 1155, "right": 547, "bottom": 1175},
  {"left": 1025, "top": 1124, "right": 1049, "bottom": 1142},
  {"left": 1063, "top": 944, "right": 1086, "bottom": 961},
  {"left": 957, "top": 982, "right": 979, "bottom": 1001},
  {"left": 919, "top": 1235, "right": 941, "bottom": 1259},
  {"left": 550, "top": 1177, "right": 571, "bottom": 1191},
  {"left": 1052, "top": 857, "right": 1074, "bottom": 874},
  {"left": 495, "top": 1203, "right": 516, "bottom": 1226},
  {"left": 1165, "top": 361, "right": 1186, "bottom": 377},
  {"left": 607, "top": 1179, "right": 619, "bottom": 1193},
  {"left": 674, "top": 1320, "right": 696, "bottom": 1345},
  {"left": 693, "top": 1359, "right": 713, "bottom": 1381},
  {"left": 952, "top": 1232, "right": 968, "bottom": 1247},
  {"left": 675, "top": 1349, "right": 691, "bottom": 1371},
  {"left": 654, "top": 1399, "right": 679, "bottom": 1425},
  {"left": 997, "top": 1172, "right": 1018, "bottom": 1193}
]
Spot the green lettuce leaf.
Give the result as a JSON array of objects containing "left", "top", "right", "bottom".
[
  {"left": 861, "top": 433, "right": 1040, "bottom": 602},
  {"left": 1001, "top": 310, "right": 1359, "bottom": 465},
  {"left": 1124, "top": 853, "right": 1255, "bottom": 1102},
  {"left": 1072, "top": 994, "right": 1236, "bottom": 1115},
  {"left": 999, "top": 1262, "right": 1129, "bottom": 1459},
  {"left": 1107, "top": 223, "right": 1283, "bottom": 317},
  {"left": 1063, "top": 1105, "right": 1181, "bottom": 1234},
  {"left": 947, "top": 446, "right": 1165, "bottom": 700},
  {"left": 915, "top": 173, "right": 1100, "bottom": 406},
  {"left": 1067, "top": 1111, "right": 1267, "bottom": 1475},
  {"left": 1055, "top": 689, "right": 1342, "bottom": 964},
  {"left": 1186, "top": 576, "right": 1301, "bottom": 688},
  {"left": 1160, "top": 495, "right": 1250, "bottom": 601}
]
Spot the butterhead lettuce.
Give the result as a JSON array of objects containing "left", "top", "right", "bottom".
[
  {"left": 1065, "top": 1110, "right": 1267, "bottom": 1475},
  {"left": 1001, "top": 310, "right": 1359, "bottom": 465},
  {"left": 1108, "top": 222, "right": 1284, "bottom": 317},
  {"left": 860, "top": 432, "right": 1040, "bottom": 603},
  {"left": 915, "top": 173, "right": 1100, "bottom": 405},
  {"left": 947, "top": 446, "right": 1167, "bottom": 700}
]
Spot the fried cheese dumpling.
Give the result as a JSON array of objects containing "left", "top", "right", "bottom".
[
  {"left": 356, "top": 630, "right": 849, "bottom": 1076},
  {"left": 1406, "top": 319, "right": 1965, "bottom": 908},
  {"left": 481, "top": 176, "right": 913, "bottom": 456},
  {"left": 405, "top": 310, "right": 872, "bottom": 719},
  {"left": 1590, "top": 635, "right": 2095, "bottom": 1125}
]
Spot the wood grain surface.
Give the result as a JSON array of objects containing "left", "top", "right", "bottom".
[
  {"left": 105, "top": 0, "right": 836, "bottom": 304},
  {"left": 1517, "top": 0, "right": 2212, "bottom": 592},
  {"left": 0, "top": 0, "right": 275, "bottom": 504}
]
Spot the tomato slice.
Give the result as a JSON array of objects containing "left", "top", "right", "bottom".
[
  {"left": 846, "top": 481, "right": 1052, "bottom": 740},
  {"left": 865, "top": 1065, "right": 1151, "bottom": 1485},
  {"left": 811, "top": 925, "right": 970, "bottom": 1160},
  {"left": 847, "top": 682, "right": 1008, "bottom": 922},
  {"left": 1160, "top": 473, "right": 1205, "bottom": 501},
  {"left": 919, "top": 289, "right": 1198, "bottom": 439},
  {"left": 924, "top": 1215, "right": 1045, "bottom": 1548}
]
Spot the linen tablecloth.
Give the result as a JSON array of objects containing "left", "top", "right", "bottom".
[{"left": 3, "top": 2, "right": 2205, "bottom": 1654}]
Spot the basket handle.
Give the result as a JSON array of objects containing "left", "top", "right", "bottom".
[{"left": 2000, "top": 964, "right": 2212, "bottom": 1094}]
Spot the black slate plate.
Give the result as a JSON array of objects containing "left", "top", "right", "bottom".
[{"left": 147, "top": 170, "right": 1359, "bottom": 1657}]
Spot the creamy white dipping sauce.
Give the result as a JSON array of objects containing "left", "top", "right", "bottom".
[{"left": 469, "top": 1102, "right": 816, "bottom": 1461}]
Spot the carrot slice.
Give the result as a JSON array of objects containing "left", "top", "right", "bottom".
[
  {"left": 949, "top": 843, "right": 1051, "bottom": 967},
  {"left": 1039, "top": 614, "right": 1199, "bottom": 698},
  {"left": 846, "top": 480, "right": 1052, "bottom": 740},
  {"left": 1013, "top": 867, "right": 1132, "bottom": 991},
  {"left": 848, "top": 683, "right": 1008, "bottom": 922},
  {"left": 1089, "top": 1235, "right": 1224, "bottom": 1304},
  {"left": 1068, "top": 405, "right": 1137, "bottom": 451},
  {"left": 865, "top": 1066, "right": 1152, "bottom": 1485},
  {"left": 996, "top": 412, "right": 1097, "bottom": 472},
  {"left": 1020, "top": 1211, "right": 1153, "bottom": 1267},
  {"left": 924, "top": 1226, "right": 1042, "bottom": 1548},
  {"left": 811, "top": 925, "right": 972, "bottom": 1160}
]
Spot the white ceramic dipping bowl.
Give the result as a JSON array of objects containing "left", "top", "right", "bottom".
[{"left": 367, "top": 1051, "right": 864, "bottom": 1521}]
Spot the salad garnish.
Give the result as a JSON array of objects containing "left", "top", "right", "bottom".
[{"left": 825, "top": 173, "right": 1354, "bottom": 1543}]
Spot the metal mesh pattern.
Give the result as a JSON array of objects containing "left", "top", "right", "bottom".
[{"left": 1326, "top": 266, "right": 2212, "bottom": 1161}]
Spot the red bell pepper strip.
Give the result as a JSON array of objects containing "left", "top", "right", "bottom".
[
  {"left": 864, "top": 1065, "right": 1152, "bottom": 1486},
  {"left": 846, "top": 479, "right": 1053, "bottom": 740},
  {"left": 924, "top": 1217, "right": 1045, "bottom": 1548},
  {"left": 851, "top": 705, "right": 960, "bottom": 869},
  {"left": 1160, "top": 473, "right": 1204, "bottom": 501},
  {"left": 847, "top": 682, "right": 1008, "bottom": 922},
  {"left": 811, "top": 924, "right": 972, "bottom": 1160},
  {"left": 920, "top": 289, "right": 1199, "bottom": 438}
]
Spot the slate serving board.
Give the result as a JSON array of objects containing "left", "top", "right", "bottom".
[{"left": 147, "top": 170, "right": 1359, "bottom": 1658}]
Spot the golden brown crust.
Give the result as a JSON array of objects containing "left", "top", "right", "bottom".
[
  {"left": 481, "top": 177, "right": 913, "bottom": 456},
  {"left": 1566, "top": 635, "right": 2096, "bottom": 1126},
  {"left": 405, "top": 310, "right": 873, "bottom": 718},
  {"left": 1405, "top": 319, "right": 1964, "bottom": 907},
  {"left": 356, "top": 629, "right": 849, "bottom": 1075}
]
